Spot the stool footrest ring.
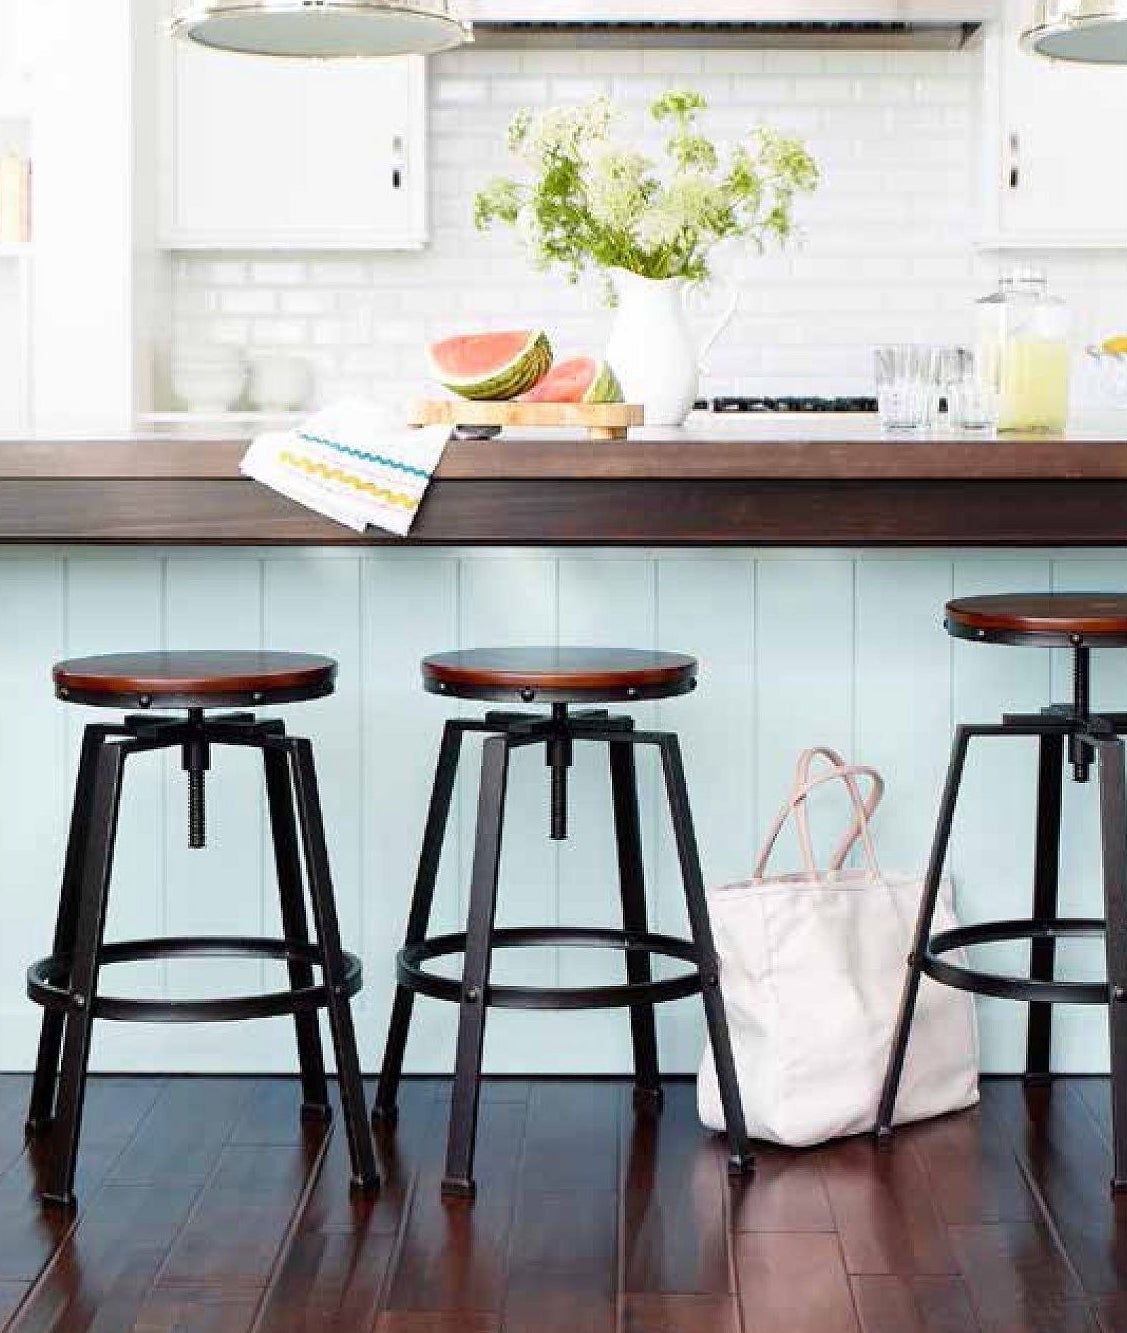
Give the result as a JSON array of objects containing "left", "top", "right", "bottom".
[
  {"left": 27, "top": 935, "right": 362, "bottom": 1023},
  {"left": 923, "top": 917, "right": 1107, "bottom": 1005},
  {"left": 400, "top": 926, "right": 702, "bottom": 1011}
]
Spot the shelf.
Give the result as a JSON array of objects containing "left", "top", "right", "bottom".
[{"left": 976, "top": 233, "right": 1127, "bottom": 251}]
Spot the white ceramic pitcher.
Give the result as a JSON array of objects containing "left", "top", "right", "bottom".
[{"left": 604, "top": 268, "right": 738, "bottom": 427}]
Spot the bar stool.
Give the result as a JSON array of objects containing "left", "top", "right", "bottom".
[
  {"left": 373, "top": 646, "right": 754, "bottom": 1199},
  {"left": 878, "top": 594, "right": 1127, "bottom": 1190},
  {"left": 27, "top": 650, "right": 378, "bottom": 1207}
]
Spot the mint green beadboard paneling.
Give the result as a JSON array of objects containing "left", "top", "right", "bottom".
[{"left": 0, "top": 546, "right": 1125, "bottom": 1077}]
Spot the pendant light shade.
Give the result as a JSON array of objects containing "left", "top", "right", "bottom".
[
  {"left": 1023, "top": 0, "right": 1127, "bottom": 62},
  {"left": 172, "top": 1, "right": 472, "bottom": 59}
]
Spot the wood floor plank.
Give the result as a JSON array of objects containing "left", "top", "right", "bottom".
[
  {"left": 851, "top": 1275, "right": 980, "bottom": 1333},
  {"left": 381, "top": 1099, "right": 528, "bottom": 1315},
  {"left": 734, "top": 1233, "right": 861, "bottom": 1333},
  {"left": 0, "top": 1080, "right": 32, "bottom": 1182},
  {"left": 730, "top": 1144, "right": 836, "bottom": 1234},
  {"left": 500, "top": 1081, "right": 619, "bottom": 1333},
  {"left": 374, "top": 1314, "right": 499, "bottom": 1333},
  {"left": 132, "top": 1285, "right": 260, "bottom": 1333},
  {"left": 622, "top": 1083, "right": 731, "bottom": 1295},
  {"left": 989, "top": 1080, "right": 1127, "bottom": 1296},
  {"left": 107, "top": 1079, "right": 252, "bottom": 1187},
  {"left": 156, "top": 1140, "right": 327, "bottom": 1291},
  {"left": 0, "top": 1076, "right": 165, "bottom": 1285},
  {"left": 622, "top": 1294, "right": 741, "bottom": 1333},
  {"left": 910, "top": 1094, "right": 1038, "bottom": 1225},
  {"left": 300, "top": 1080, "right": 442, "bottom": 1237},
  {"left": 818, "top": 1138, "right": 958, "bottom": 1275},
  {"left": 948, "top": 1223, "right": 1092, "bottom": 1332},
  {"left": 9, "top": 1183, "right": 202, "bottom": 1333},
  {"left": 502, "top": 1189, "right": 618, "bottom": 1333}
]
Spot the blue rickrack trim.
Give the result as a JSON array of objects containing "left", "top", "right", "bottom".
[{"left": 298, "top": 431, "right": 432, "bottom": 481}]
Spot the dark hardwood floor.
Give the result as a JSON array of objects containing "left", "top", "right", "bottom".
[{"left": 0, "top": 1075, "right": 1122, "bottom": 1332}]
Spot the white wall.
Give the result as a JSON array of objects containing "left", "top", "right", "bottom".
[{"left": 0, "top": 546, "right": 1121, "bottom": 1077}]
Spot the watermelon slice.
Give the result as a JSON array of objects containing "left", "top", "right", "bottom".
[
  {"left": 520, "top": 357, "right": 623, "bottom": 405},
  {"left": 427, "top": 329, "right": 552, "bottom": 401}
]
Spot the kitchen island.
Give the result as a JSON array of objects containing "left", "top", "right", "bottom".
[
  {"left": 0, "top": 416, "right": 1125, "bottom": 1083},
  {"left": 3, "top": 416, "right": 1127, "bottom": 543}
]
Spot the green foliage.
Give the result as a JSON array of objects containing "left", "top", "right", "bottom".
[{"left": 474, "top": 88, "right": 819, "bottom": 295}]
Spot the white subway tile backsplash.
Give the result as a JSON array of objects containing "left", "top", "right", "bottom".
[{"left": 170, "top": 42, "right": 993, "bottom": 409}]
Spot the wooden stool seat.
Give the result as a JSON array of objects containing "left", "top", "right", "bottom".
[
  {"left": 947, "top": 593, "right": 1127, "bottom": 647},
  {"left": 53, "top": 650, "right": 337, "bottom": 709},
  {"left": 421, "top": 646, "right": 698, "bottom": 703}
]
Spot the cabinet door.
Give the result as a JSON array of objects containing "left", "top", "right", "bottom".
[
  {"left": 163, "top": 42, "right": 426, "bottom": 249},
  {"left": 993, "top": 0, "right": 1127, "bottom": 242}
]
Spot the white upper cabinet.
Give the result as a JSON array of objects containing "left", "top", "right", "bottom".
[
  {"left": 161, "top": 39, "right": 427, "bottom": 250},
  {"left": 984, "top": 0, "right": 1127, "bottom": 246}
]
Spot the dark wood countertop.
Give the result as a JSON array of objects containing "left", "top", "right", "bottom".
[{"left": 3, "top": 419, "right": 1127, "bottom": 546}]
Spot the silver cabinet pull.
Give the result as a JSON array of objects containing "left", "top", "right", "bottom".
[{"left": 1008, "top": 131, "right": 1020, "bottom": 190}]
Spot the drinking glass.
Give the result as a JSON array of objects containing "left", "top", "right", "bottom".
[
  {"left": 873, "top": 345, "right": 938, "bottom": 431},
  {"left": 944, "top": 347, "right": 996, "bottom": 432}
]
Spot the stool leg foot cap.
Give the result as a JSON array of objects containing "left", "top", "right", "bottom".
[
  {"left": 41, "top": 1191, "right": 77, "bottom": 1211},
  {"left": 1023, "top": 1072, "right": 1053, "bottom": 1088},
  {"left": 1112, "top": 1178, "right": 1127, "bottom": 1197},
  {"left": 371, "top": 1103, "right": 398, "bottom": 1129},
  {"left": 727, "top": 1151, "right": 755, "bottom": 1178},
  {"left": 25, "top": 1117, "right": 54, "bottom": 1140},
  {"left": 442, "top": 1177, "right": 476, "bottom": 1201},
  {"left": 350, "top": 1173, "right": 381, "bottom": 1196},
  {"left": 632, "top": 1085, "right": 664, "bottom": 1114},
  {"left": 300, "top": 1102, "right": 333, "bottom": 1124},
  {"left": 875, "top": 1125, "right": 893, "bottom": 1149}
]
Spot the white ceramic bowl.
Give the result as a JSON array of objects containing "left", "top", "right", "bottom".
[
  {"left": 171, "top": 348, "right": 247, "bottom": 413},
  {"left": 249, "top": 356, "right": 314, "bottom": 412}
]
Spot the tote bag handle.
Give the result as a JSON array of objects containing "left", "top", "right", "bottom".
[{"left": 753, "top": 746, "right": 885, "bottom": 881}]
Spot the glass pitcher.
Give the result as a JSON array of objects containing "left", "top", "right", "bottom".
[{"left": 976, "top": 268, "right": 1070, "bottom": 434}]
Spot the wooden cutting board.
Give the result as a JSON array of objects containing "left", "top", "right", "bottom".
[{"left": 408, "top": 398, "right": 645, "bottom": 442}]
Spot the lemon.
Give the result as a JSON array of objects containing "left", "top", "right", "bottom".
[{"left": 1102, "top": 335, "right": 1127, "bottom": 355}]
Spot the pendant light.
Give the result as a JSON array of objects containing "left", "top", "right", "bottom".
[
  {"left": 171, "top": 1, "right": 472, "bottom": 59},
  {"left": 1023, "top": 0, "right": 1127, "bottom": 63}
]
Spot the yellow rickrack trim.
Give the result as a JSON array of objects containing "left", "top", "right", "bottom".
[{"left": 279, "top": 450, "right": 420, "bottom": 512}]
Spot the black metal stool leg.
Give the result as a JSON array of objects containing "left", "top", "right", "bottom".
[
  {"left": 443, "top": 735, "right": 510, "bottom": 1200},
  {"left": 44, "top": 739, "right": 129, "bottom": 1208},
  {"left": 375, "top": 721, "right": 465, "bottom": 1128},
  {"left": 656, "top": 733, "right": 753, "bottom": 1177},
  {"left": 877, "top": 725, "right": 973, "bottom": 1141},
  {"left": 1026, "top": 730, "right": 1064, "bottom": 1085},
  {"left": 609, "top": 732, "right": 662, "bottom": 1112},
  {"left": 264, "top": 741, "right": 330, "bottom": 1121},
  {"left": 289, "top": 739, "right": 379, "bottom": 1194},
  {"left": 1095, "top": 734, "right": 1127, "bottom": 1193},
  {"left": 26, "top": 725, "right": 108, "bottom": 1138}
]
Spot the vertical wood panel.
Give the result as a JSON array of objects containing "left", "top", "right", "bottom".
[
  {"left": 557, "top": 555, "right": 656, "bottom": 1073},
  {"left": 162, "top": 557, "right": 264, "bottom": 1069},
  {"left": 263, "top": 555, "right": 363, "bottom": 1073},
  {"left": 653, "top": 556, "right": 755, "bottom": 1072},
  {"left": 64, "top": 556, "right": 165, "bottom": 1072},
  {"left": 951, "top": 557, "right": 1054, "bottom": 1074},
  {"left": 1047, "top": 556, "right": 1127, "bottom": 1074},
  {"left": 0, "top": 558, "right": 66, "bottom": 1067},
  {"left": 458, "top": 554, "right": 558, "bottom": 1073},
  {"left": 854, "top": 558, "right": 953, "bottom": 872},
  {"left": 363, "top": 553, "right": 460, "bottom": 1074},
  {"left": 755, "top": 557, "right": 856, "bottom": 871}
]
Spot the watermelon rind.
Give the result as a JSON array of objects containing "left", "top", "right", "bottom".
[
  {"left": 428, "top": 330, "right": 553, "bottom": 401},
  {"left": 583, "top": 361, "right": 623, "bottom": 405}
]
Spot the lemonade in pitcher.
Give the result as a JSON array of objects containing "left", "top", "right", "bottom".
[{"left": 977, "top": 268, "right": 1070, "bottom": 434}]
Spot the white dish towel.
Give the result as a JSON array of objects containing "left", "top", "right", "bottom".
[{"left": 240, "top": 400, "right": 452, "bottom": 537}]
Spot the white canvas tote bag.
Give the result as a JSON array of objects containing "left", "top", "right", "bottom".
[{"left": 698, "top": 747, "right": 979, "bottom": 1147}]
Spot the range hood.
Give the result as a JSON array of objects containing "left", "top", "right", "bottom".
[{"left": 462, "top": 0, "right": 992, "bottom": 48}]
